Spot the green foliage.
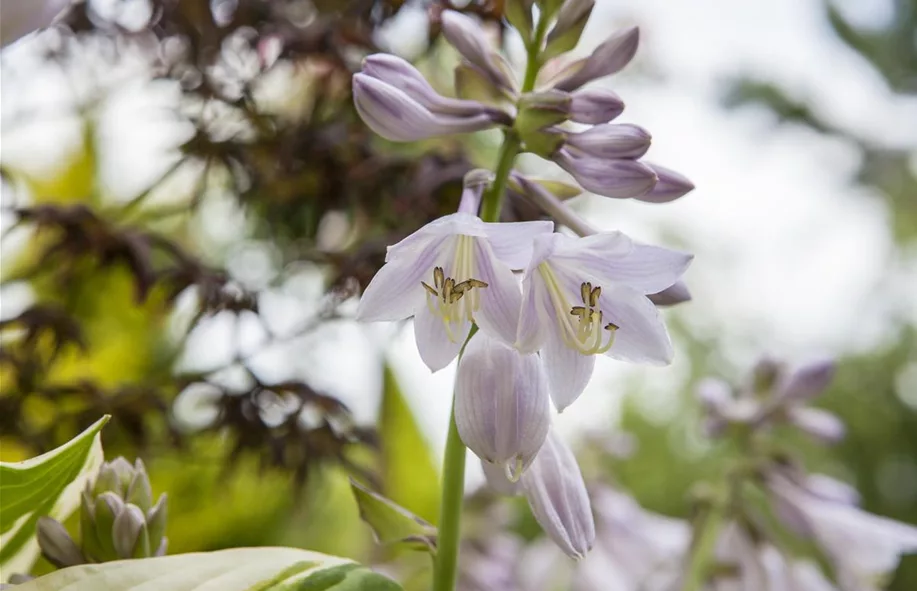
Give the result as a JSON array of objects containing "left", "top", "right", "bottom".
[
  {"left": 350, "top": 480, "right": 437, "bottom": 555},
  {"left": 378, "top": 364, "right": 439, "bottom": 524},
  {"left": 0, "top": 416, "right": 109, "bottom": 581},
  {"left": 13, "top": 547, "right": 403, "bottom": 591}
]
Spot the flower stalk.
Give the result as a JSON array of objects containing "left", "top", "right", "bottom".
[{"left": 431, "top": 11, "right": 552, "bottom": 591}]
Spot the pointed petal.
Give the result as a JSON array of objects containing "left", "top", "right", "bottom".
[
  {"left": 472, "top": 239, "right": 523, "bottom": 346},
  {"left": 413, "top": 303, "right": 469, "bottom": 371},
  {"left": 483, "top": 220, "right": 554, "bottom": 270},
  {"left": 356, "top": 254, "right": 430, "bottom": 322},
  {"left": 542, "top": 331, "right": 596, "bottom": 412},
  {"left": 385, "top": 214, "right": 483, "bottom": 262},
  {"left": 601, "top": 286, "right": 674, "bottom": 364},
  {"left": 553, "top": 232, "right": 693, "bottom": 294},
  {"left": 517, "top": 271, "right": 552, "bottom": 353}
]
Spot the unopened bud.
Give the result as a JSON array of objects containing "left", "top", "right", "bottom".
[
  {"left": 353, "top": 74, "right": 499, "bottom": 142},
  {"left": 457, "top": 169, "right": 495, "bottom": 214},
  {"left": 551, "top": 26, "right": 640, "bottom": 92},
  {"left": 564, "top": 123, "right": 651, "bottom": 160},
  {"left": 544, "top": 0, "right": 595, "bottom": 59},
  {"left": 634, "top": 163, "right": 695, "bottom": 203},
  {"left": 569, "top": 88, "right": 625, "bottom": 124},
  {"left": 455, "top": 332, "right": 550, "bottom": 481},
  {"left": 441, "top": 11, "right": 517, "bottom": 93},
  {"left": 779, "top": 359, "right": 835, "bottom": 402},
  {"left": 787, "top": 407, "right": 845, "bottom": 444},
  {"left": 112, "top": 504, "right": 146, "bottom": 559},
  {"left": 146, "top": 494, "right": 169, "bottom": 556},
  {"left": 555, "top": 150, "right": 657, "bottom": 198},
  {"left": 505, "top": 0, "right": 534, "bottom": 39},
  {"left": 514, "top": 90, "right": 571, "bottom": 138},
  {"left": 126, "top": 460, "right": 153, "bottom": 513},
  {"left": 522, "top": 430, "right": 595, "bottom": 559},
  {"left": 37, "top": 516, "right": 84, "bottom": 568}
]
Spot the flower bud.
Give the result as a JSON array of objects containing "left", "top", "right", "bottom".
[
  {"left": 787, "top": 407, "right": 845, "bottom": 444},
  {"left": 37, "top": 516, "right": 85, "bottom": 568},
  {"left": 455, "top": 332, "right": 551, "bottom": 481},
  {"left": 93, "top": 457, "right": 133, "bottom": 497},
  {"left": 362, "top": 54, "right": 505, "bottom": 118},
  {"left": 353, "top": 74, "right": 499, "bottom": 142},
  {"left": 778, "top": 359, "right": 835, "bottom": 402},
  {"left": 112, "top": 503, "right": 146, "bottom": 558},
  {"left": 648, "top": 280, "right": 691, "bottom": 307},
  {"left": 510, "top": 172, "right": 594, "bottom": 237},
  {"left": 569, "top": 88, "right": 624, "bottom": 124},
  {"left": 522, "top": 430, "right": 595, "bottom": 559},
  {"left": 555, "top": 150, "right": 657, "bottom": 198},
  {"left": 550, "top": 26, "right": 640, "bottom": 92},
  {"left": 544, "top": 0, "right": 595, "bottom": 59},
  {"left": 441, "top": 11, "right": 517, "bottom": 93},
  {"left": 515, "top": 90, "right": 571, "bottom": 134},
  {"left": 634, "top": 163, "right": 694, "bottom": 203},
  {"left": 505, "top": 0, "right": 534, "bottom": 39},
  {"left": 564, "top": 123, "right": 651, "bottom": 160}
]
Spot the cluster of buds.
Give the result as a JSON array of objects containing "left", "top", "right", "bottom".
[
  {"left": 36, "top": 457, "right": 168, "bottom": 568},
  {"left": 697, "top": 358, "right": 844, "bottom": 444},
  {"left": 353, "top": 0, "right": 697, "bottom": 561}
]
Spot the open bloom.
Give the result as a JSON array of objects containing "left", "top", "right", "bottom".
[
  {"left": 767, "top": 470, "right": 917, "bottom": 590},
  {"left": 356, "top": 213, "right": 552, "bottom": 371},
  {"left": 517, "top": 231, "right": 692, "bottom": 410}
]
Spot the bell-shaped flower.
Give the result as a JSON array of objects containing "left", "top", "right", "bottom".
[
  {"left": 360, "top": 53, "right": 511, "bottom": 120},
  {"left": 522, "top": 429, "right": 595, "bottom": 560},
  {"left": 352, "top": 73, "right": 502, "bottom": 142},
  {"left": 554, "top": 149, "right": 658, "bottom": 199},
  {"left": 440, "top": 10, "right": 517, "bottom": 93},
  {"left": 563, "top": 123, "right": 651, "bottom": 160},
  {"left": 575, "top": 487, "right": 688, "bottom": 590},
  {"left": 767, "top": 470, "right": 917, "bottom": 589},
  {"left": 455, "top": 331, "right": 551, "bottom": 480},
  {"left": 569, "top": 88, "right": 625, "bottom": 124},
  {"left": 517, "top": 231, "right": 692, "bottom": 410},
  {"left": 546, "top": 26, "right": 640, "bottom": 92},
  {"left": 356, "top": 202, "right": 553, "bottom": 371}
]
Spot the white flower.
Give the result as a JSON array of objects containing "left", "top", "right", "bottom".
[
  {"left": 516, "top": 231, "right": 692, "bottom": 409},
  {"left": 455, "top": 331, "right": 551, "bottom": 480},
  {"left": 768, "top": 471, "right": 917, "bottom": 590},
  {"left": 356, "top": 213, "right": 552, "bottom": 371}
]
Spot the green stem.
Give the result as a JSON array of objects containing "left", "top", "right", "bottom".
[
  {"left": 431, "top": 14, "right": 552, "bottom": 591},
  {"left": 682, "top": 502, "right": 725, "bottom": 591}
]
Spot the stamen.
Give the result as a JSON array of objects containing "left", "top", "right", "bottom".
[
  {"left": 538, "top": 265, "right": 620, "bottom": 355},
  {"left": 419, "top": 236, "right": 488, "bottom": 342}
]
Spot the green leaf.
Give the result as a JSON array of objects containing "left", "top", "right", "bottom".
[
  {"left": 350, "top": 479, "right": 437, "bottom": 555},
  {"left": 0, "top": 415, "right": 110, "bottom": 582},
  {"left": 12, "top": 547, "right": 403, "bottom": 591},
  {"left": 378, "top": 363, "right": 439, "bottom": 524}
]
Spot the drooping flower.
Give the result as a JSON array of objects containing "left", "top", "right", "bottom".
[
  {"left": 356, "top": 181, "right": 552, "bottom": 370},
  {"left": 521, "top": 429, "right": 595, "bottom": 560},
  {"left": 767, "top": 470, "right": 917, "bottom": 590},
  {"left": 517, "top": 231, "right": 692, "bottom": 410},
  {"left": 455, "top": 331, "right": 551, "bottom": 480}
]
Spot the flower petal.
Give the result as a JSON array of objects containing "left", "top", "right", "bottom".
[
  {"left": 483, "top": 220, "right": 554, "bottom": 270},
  {"left": 541, "top": 330, "right": 597, "bottom": 412},
  {"left": 356, "top": 254, "right": 430, "bottom": 322},
  {"left": 473, "top": 239, "right": 523, "bottom": 347},
  {"left": 481, "top": 459, "right": 522, "bottom": 496},
  {"left": 517, "top": 271, "right": 552, "bottom": 353},
  {"left": 601, "top": 286, "right": 673, "bottom": 364},
  {"left": 413, "top": 302, "right": 470, "bottom": 371},
  {"left": 553, "top": 232, "right": 692, "bottom": 294},
  {"left": 385, "top": 214, "right": 483, "bottom": 262}
]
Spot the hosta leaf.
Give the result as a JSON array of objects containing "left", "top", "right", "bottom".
[{"left": 350, "top": 480, "right": 437, "bottom": 555}]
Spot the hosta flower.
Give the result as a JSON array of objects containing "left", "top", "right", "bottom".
[
  {"left": 544, "top": 26, "right": 640, "bottom": 92},
  {"left": 356, "top": 209, "right": 552, "bottom": 371},
  {"left": 455, "top": 331, "right": 550, "bottom": 480},
  {"left": 440, "top": 10, "right": 517, "bottom": 93},
  {"left": 768, "top": 470, "right": 917, "bottom": 590},
  {"left": 517, "top": 231, "right": 692, "bottom": 410},
  {"left": 563, "top": 123, "right": 651, "bottom": 160},
  {"left": 568, "top": 88, "right": 625, "bottom": 125},
  {"left": 522, "top": 429, "right": 595, "bottom": 560},
  {"left": 554, "top": 150, "right": 658, "bottom": 199}
]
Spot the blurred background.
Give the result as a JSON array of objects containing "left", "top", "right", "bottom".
[{"left": 1, "top": 0, "right": 915, "bottom": 588}]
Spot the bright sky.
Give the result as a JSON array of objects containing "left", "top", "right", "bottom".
[{"left": 2, "top": 0, "right": 915, "bottom": 487}]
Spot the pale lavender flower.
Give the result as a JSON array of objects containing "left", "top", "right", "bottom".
[
  {"left": 360, "top": 54, "right": 510, "bottom": 120},
  {"left": 522, "top": 429, "right": 595, "bottom": 560},
  {"left": 352, "top": 74, "right": 501, "bottom": 142},
  {"left": 759, "top": 545, "right": 838, "bottom": 591},
  {"left": 356, "top": 205, "right": 552, "bottom": 370},
  {"left": 481, "top": 458, "right": 522, "bottom": 496},
  {"left": 563, "top": 123, "right": 652, "bottom": 160},
  {"left": 574, "top": 487, "right": 689, "bottom": 591},
  {"left": 768, "top": 470, "right": 917, "bottom": 590},
  {"left": 569, "top": 88, "right": 625, "bottom": 124},
  {"left": 517, "top": 232, "right": 692, "bottom": 409},
  {"left": 636, "top": 163, "right": 696, "bottom": 203},
  {"left": 648, "top": 280, "right": 692, "bottom": 307},
  {"left": 455, "top": 331, "right": 550, "bottom": 480},
  {"left": 547, "top": 26, "right": 640, "bottom": 92},
  {"left": 554, "top": 150, "right": 658, "bottom": 199},
  {"left": 440, "top": 10, "right": 517, "bottom": 93}
]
